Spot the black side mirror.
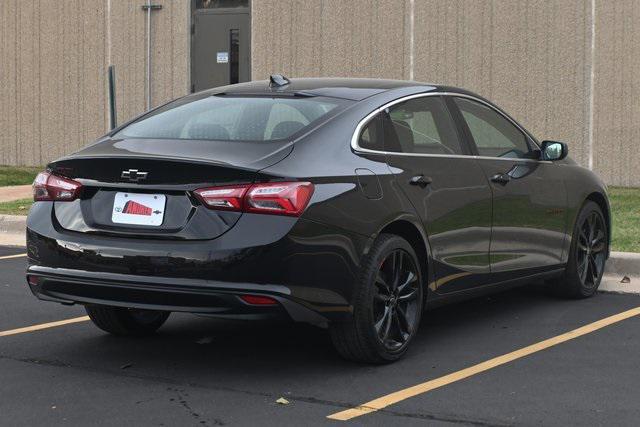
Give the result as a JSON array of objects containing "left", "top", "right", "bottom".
[{"left": 540, "top": 140, "right": 568, "bottom": 161}]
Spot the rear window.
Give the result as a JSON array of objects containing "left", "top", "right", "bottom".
[{"left": 114, "top": 96, "right": 348, "bottom": 142}]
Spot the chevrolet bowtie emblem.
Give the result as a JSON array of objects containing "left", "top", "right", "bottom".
[{"left": 121, "top": 169, "right": 148, "bottom": 182}]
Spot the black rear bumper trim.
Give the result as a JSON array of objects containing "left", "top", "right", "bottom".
[{"left": 27, "top": 266, "right": 328, "bottom": 326}]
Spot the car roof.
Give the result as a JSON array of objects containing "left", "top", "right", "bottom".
[{"left": 203, "top": 77, "right": 474, "bottom": 101}]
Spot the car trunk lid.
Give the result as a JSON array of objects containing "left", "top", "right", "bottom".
[{"left": 49, "top": 138, "right": 292, "bottom": 240}]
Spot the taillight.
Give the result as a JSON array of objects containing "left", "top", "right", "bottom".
[
  {"left": 194, "top": 181, "right": 314, "bottom": 217},
  {"left": 33, "top": 171, "right": 83, "bottom": 202},
  {"left": 245, "top": 182, "right": 314, "bottom": 216},
  {"left": 193, "top": 184, "right": 249, "bottom": 210}
]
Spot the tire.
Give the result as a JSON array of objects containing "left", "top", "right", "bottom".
[
  {"left": 554, "top": 201, "right": 608, "bottom": 298},
  {"left": 329, "top": 233, "right": 424, "bottom": 364},
  {"left": 85, "top": 305, "right": 170, "bottom": 336}
]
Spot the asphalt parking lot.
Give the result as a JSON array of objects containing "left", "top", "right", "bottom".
[{"left": 2, "top": 245, "right": 640, "bottom": 426}]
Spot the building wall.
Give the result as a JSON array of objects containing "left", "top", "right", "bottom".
[
  {"left": 411, "top": 0, "right": 591, "bottom": 167},
  {"left": 1, "top": 0, "right": 638, "bottom": 187},
  {"left": 592, "top": 0, "right": 640, "bottom": 187},
  {"left": 252, "top": 0, "right": 640, "bottom": 187},
  {"left": 252, "top": 0, "right": 409, "bottom": 79},
  {"left": 0, "top": 0, "right": 189, "bottom": 167}
]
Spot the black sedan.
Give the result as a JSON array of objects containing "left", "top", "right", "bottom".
[{"left": 26, "top": 76, "right": 610, "bottom": 363}]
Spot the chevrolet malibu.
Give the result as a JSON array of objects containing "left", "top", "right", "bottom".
[{"left": 26, "top": 77, "right": 610, "bottom": 363}]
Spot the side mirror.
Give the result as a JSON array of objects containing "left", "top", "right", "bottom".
[{"left": 541, "top": 140, "right": 568, "bottom": 161}]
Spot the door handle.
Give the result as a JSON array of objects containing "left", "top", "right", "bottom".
[
  {"left": 490, "top": 173, "right": 511, "bottom": 184},
  {"left": 409, "top": 175, "right": 432, "bottom": 188}
]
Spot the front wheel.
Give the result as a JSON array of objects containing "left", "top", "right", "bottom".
[
  {"left": 85, "top": 305, "right": 170, "bottom": 336},
  {"left": 329, "top": 234, "right": 424, "bottom": 364},
  {"left": 555, "top": 201, "right": 608, "bottom": 298}
]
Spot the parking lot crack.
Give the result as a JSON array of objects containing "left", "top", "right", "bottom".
[
  {"left": 1, "top": 353, "right": 512, "bottom": 426},
  {"left": 167, "top": 386, "right": 225, "bottom": 426}
]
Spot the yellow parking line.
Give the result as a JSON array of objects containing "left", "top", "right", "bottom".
[
  {"left": 0, "top": 253, "right": 27, "bottom": 260},
  {"left": 328, "top": 306, "right": 640, "bottom": 421},
  {"left": 0, "top": 316, "right": 90, "bottom": 338}
]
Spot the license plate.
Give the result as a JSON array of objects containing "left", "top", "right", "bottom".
[{"left": 112, "top": 192, "right": 166, "bottom": 226}]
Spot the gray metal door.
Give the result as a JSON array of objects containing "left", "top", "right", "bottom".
[{"left": 192, "top": 9, "right": 250, "bottom": 91}]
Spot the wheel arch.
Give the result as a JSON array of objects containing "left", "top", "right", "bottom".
[
  {"left": 377, "top": 218, "right": 432, "bottom": 293},
  {"left": 585, "top": 191, "right": 611, "bottom": 256}
]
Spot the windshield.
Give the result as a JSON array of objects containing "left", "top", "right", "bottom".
[{"left": 114, "top": 95, "right": 349, "bottom": 142}]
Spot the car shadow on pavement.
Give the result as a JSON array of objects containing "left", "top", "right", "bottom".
[{"left": 41, "top": 284, "right": 607, "bottom": 385}]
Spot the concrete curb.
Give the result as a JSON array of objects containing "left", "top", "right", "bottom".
[
  {"left": 0, "top": 214, "right": 27, "bottom": 234},
  {"left": 605, "top": 251, "right": 640, "bottom": 277},
  {"left": 601, "top": 252, "right": 640, "bottom": 295},
  {"left": 0, "top": 214, "right": 27, "bottom": 246},
  {"left": 0, "top": 214, "right": 638, "bottom": 293}
]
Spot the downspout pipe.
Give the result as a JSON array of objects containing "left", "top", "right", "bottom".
[
  {"left": 142, "top": 2, "right": 162, "bottom": 110},
  {"left": 108, "top": 65, "right": 117, "bottom": 130},
  {"left": 146, "top": 0, "right": 151, "bottom": 109}
]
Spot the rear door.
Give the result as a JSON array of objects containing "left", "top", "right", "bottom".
[
  {"left": 379, "top": 95, "right": 493, "bottom": 294},
  {"left": 449, "top": 96, "right": 567, "bottom": 277}
]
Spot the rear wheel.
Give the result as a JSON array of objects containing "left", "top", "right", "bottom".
[
  {"left": 555, "top": 201, "right": 608, "bottom": 298},
  {"left": 85, "top": 305, "right": 170, "bottom": 336},
  {"left": 330, "top": 234, "right": 424, "bottom": 363}
]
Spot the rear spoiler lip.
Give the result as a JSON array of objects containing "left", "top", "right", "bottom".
[{"left": 49, "top": 138, "right": 296, "bottom": 172}]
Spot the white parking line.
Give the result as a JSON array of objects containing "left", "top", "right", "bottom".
[
  {"left": 0, "top": 253, "right": 27, "bottom": 260},
  {"left": 328, "top": 306, "right": 640, "bottom": 421},
  {"left": 0, "top": 316, "right": 90, "bottom": 337}
]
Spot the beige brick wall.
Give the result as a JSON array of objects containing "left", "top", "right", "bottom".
[
  {"left": 0, "top": 0, "right": 189, "bottom": 167},
  {"left": 252, "top": 0, "right": 640, "bottom": 187},
  {"left": 411, "top": 0, "right": 592, "bottom": 166},
  {"left": 1, "top": 0, "right": 638, "bottom": 187},
  {"left": 592, "top": 0, "right": 640, "bottom": 187},
  {"left": 252, "top": 0, "right": 408, "bottom": 79}
]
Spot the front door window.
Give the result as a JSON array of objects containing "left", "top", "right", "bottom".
[{"left": 454, "top": 97, "right": 533, "bottom": 159}]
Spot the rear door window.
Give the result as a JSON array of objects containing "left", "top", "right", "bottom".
[
  {"left": 114, "top": 96, "right": 349, "bottom": 142},
  {"left": 383, "top": 96, "right": 465, "bottom": 155}
]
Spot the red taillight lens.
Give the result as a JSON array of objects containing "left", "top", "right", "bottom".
[
  {"left": 194, "top": 182, "right": 314, "bottom": 217},
  {"left": 193, "top": 184, "right": 249, "bottom": 210},
  {"left": 239, "top": 294, "right": 278, "bottom": 305},
  {"left": 245, "top": 182, "right": 314, "bottom": 216},
  {"left": 33, "top": 171, "right": 83, "bottom": 202}
]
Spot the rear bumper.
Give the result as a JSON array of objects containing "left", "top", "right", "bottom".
[
  {"left": 27, "top": 266, "right": 327, "bottom": 324},
  {"left": 26, "top": 202, "right": 372, "bottom": 324}
]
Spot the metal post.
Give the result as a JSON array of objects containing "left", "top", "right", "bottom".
[
  {"left": 142, "top": 2, "right": 162, "bottom": 111},
  {"left": 146, "top": 0, "right": 151, "bottom": 110},
  {"left": 108, "top": 65, "right": 117, "bottom": 130}
]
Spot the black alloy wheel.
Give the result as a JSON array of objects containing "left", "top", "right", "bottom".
[
  {"left": 330, "top": 234, "right": 424, "bottom": 363},
  {"left": 554, "top": 201, "right": 608, "bottom": 298},
  {"left": 576, "top": 210, "right": 607, "bottom": 288},
  {"left": 374, "top": 249, "right": 421, "bottom": 351}
]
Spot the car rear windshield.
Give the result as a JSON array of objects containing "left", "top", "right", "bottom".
[{"left": 113, "top": 95, "right": 350, "bottom": 142}]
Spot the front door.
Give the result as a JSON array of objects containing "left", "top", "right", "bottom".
[
  {"left": 381, "top": 95, "right": 493, "bottom": 294},
  {"left": 449, "top": 96, "right": 567, "bottom": 278},
  {"left": 192, "top": 7, "right": 251, "bottom": 91}
]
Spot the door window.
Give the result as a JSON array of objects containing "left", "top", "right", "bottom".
[
  {"left": 454, "top": 97, "right": 532, "bottom": 159},
  {"left": 358, "top": 113, "right": 384, "bottom": 151},
  {"left": 384, "top": 96, "right": 464, "bottom": 155},
  {"left": 229, "top": 29, "right": 240, "bottom": 84}
]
